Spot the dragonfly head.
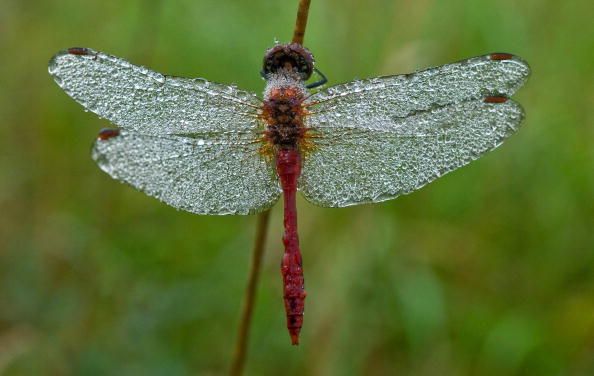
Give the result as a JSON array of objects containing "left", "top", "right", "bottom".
[{"left": 263, "top": 43, "right": 314, "bottom": 81}]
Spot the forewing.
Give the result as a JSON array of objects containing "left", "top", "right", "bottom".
[
  {"left": 49, "top": 48, "right": 261, "bottom": 135},
  {"left": 92, "top": 130, "right": 280, "bottom": 215},
  {"left": 305, "top": 53, "right": 529, "bottom": 128},
  {"left": 299, "top": 99, "right": 524, "bottom": 207}
]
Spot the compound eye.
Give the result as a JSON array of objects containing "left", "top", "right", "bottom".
[{"left": 262, "top": 43, "right": 314, "bottom": 80}]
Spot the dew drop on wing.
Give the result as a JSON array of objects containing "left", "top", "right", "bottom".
[
  {"left": 194, "top": 78, "right": 210, "bottom": 88},
  {"left": 148, "top": 71, "right": 165, "bottom": 84}
]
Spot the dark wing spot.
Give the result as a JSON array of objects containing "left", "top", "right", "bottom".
[
  {"left": 97, "top": 128, "right": 120, "bottom": 140},
  {"left": 484, "top": 96, "right": 509, "bottom": 103},
  {"left": 68, "top": 47, "right": 92, "bottom": 56},
  {"left": 490, "top": 53, "right": 514, "bottom": 61}
]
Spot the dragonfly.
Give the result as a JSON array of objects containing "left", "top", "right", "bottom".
[{"left": 48, "top": 43, "right": 530, "bottom": 345}]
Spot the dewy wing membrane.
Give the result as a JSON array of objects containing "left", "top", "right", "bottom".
[
  {"left": 92, "top": 131, "right": 281, "bottom": 215},
  {"left": 298, "top": 53, "right": 530, "bottom": 207},
  {"left": 299, "top": 99, "right": 525, "bottom": 207},
  {"left": 305, "top": 54, "right": 530, "bottom": 131},
  {"left": 48, "top": 48, "right": 262, "bottom": 135}
]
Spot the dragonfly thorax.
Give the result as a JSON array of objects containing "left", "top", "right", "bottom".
[{"left": 262, "top": 72, "right": 308, "bottom": 149}]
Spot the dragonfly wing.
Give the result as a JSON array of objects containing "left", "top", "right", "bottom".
[
  {"left": 49, "top": 48, "right": 261, "bottom": 135},
  {"left": 92, "top": 130, "right": 280, "bottom": 215},
  {"left": 299, "top": 99, "right": 524, "bottom": 207},
  {"left": 306, "top": 53, "right": 529, "bottom": 128}
]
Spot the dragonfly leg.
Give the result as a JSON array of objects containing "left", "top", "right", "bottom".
[{"left": 306, "top": 67, "right": 328, "bottom": 89}]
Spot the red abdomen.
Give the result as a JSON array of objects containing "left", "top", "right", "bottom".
[{"left": 276, "top": 148, "right": 306, "bottom": 345}]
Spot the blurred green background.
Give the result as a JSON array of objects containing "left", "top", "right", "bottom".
[{"left": 1, "top": 0, "right": 593, "bottom": 374}]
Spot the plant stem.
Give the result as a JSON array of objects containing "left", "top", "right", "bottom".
[
  {"left": 292, "top": 0, "right": 312, "bottom": 45},
  {"left": 229, "top": 210, "right": 270, "bottom": 376}
]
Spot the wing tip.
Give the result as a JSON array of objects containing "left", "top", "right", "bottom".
[
  {"left": 48, "top": 47, "right": 98, "bottom": 79},
  {"left": 483, "top": 97, "right": 526, "bottom": 127},
  {"left": 483, "top": 96, "right": 527, "bottom": 124},
  {"left": 481, "top": 52, "right": 531, "bottom": 98},
  {"left": 49, "top": 46, "right": 97, "bottom": 65},
  {"left": 487, "top": 52, "right": 531, "bottom": 78}
]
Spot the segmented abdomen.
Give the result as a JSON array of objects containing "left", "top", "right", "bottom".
[{"left": 276, "top": 148, "right": 305, "bottom": 345}]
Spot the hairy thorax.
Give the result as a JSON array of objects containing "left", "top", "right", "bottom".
[{"left": 261, "top": 70, "right": 309, "bottom": 150}]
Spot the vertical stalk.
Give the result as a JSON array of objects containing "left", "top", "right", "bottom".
[
  {"left": 229, "top": 210, "right": 270, "bottom": 376},
  {"left": 292, "top": 0, "right": 312, "bottom": 45}
]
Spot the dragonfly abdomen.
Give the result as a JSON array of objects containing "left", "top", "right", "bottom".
[{"left": 276, "top": 148, "right": 306, "bottom": 345}]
